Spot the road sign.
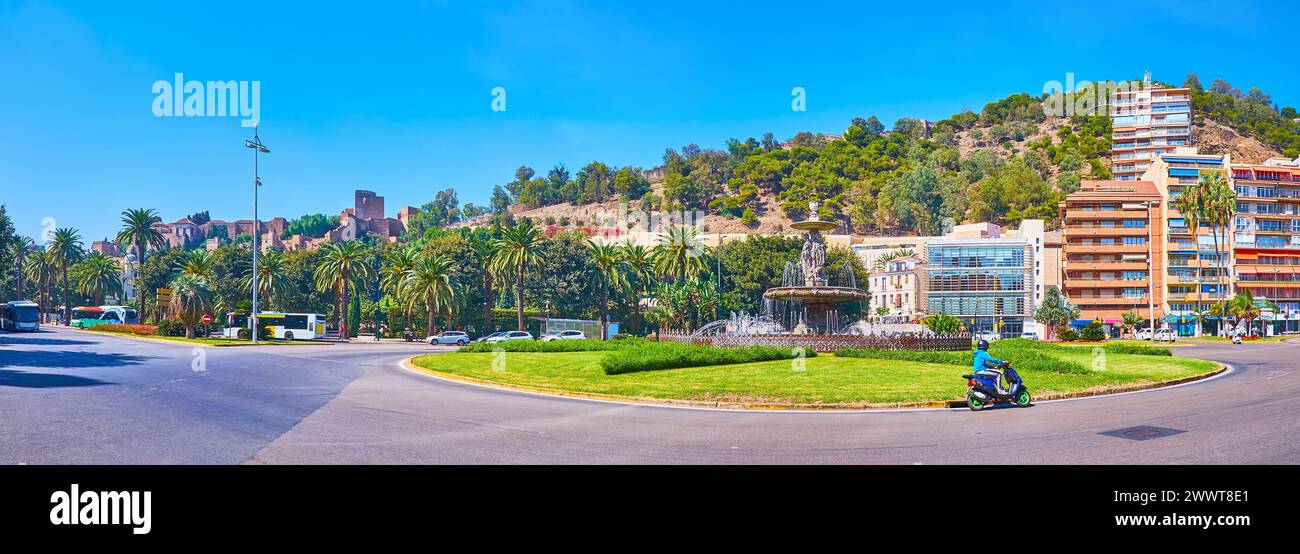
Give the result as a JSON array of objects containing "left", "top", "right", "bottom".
[
  {"left": 201, "top": 314, "right": 213, "bottom": 325},
  {"left": 156, "top": 288, "right": 172, "bottom": 308}
]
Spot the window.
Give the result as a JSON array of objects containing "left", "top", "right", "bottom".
[
  {"left": 1123, "top": 271, "right": 1146, "bottom": 280},
  {"left": 1123, "top": 219, "right": 1147, "bottom": 228},
  {"left": 1123, "top": 237, "right": 1146, "bottom": 246}
]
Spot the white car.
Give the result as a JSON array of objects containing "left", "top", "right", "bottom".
[
  {"left": 1019, "top": 331, "right": 1038, "bottom": 341},
  {"left": 475, "top": 331, "right": 506, "bottom": 343},
  {"left": 1153, "top": 329, "right": 1178, "bottom": 343},
  {"left": 486, "top": 331, "right": 534, "bottom": 344},
  {"left": 1134, "top": 329, "right": 1153, "bottom": 341},
  {"left": 974, "top": 332, "right": 1000, "bottom": 343},
  {"left": 426, "top": 331, "right": 470, "bottom": 346},
  {"left": 541, "top": 330, "right": 586, "bottom": 342}
]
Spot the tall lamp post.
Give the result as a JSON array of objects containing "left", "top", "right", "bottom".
[
  {"left": 1144, "top": 200, "right": 1157, "bottom": 340},
  {"left": 245, "top": 127, "right": 270, "bottom": 344}
]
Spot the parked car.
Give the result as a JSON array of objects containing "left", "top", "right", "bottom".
[
  {"left": 541, "top": 330, "right": 587, "bottom": 342},
  {"left": 475, "top": 331, "right": 506, "bottom": 343},
  {"left": 1153, "top": 329, "right": 1178, "bottom": 343},
  {"left": 1019, "top": 331, "right": 1038, "bottom": 341},
  {"left": 426, "top": 331, "right": 470, "bottom": 345},
  {"left": 974, "top": 332, "right": 1001, "bottom": 343},
  {"left": 486, "top": 331, "right": 534, "bottom": 344},
  {"left": 1135, "top": 329, "right": 1153, "bottom": 341}
]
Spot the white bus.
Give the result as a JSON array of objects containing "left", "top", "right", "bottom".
[
  {"left": 222, "top": 312, "right": 328, "bottom": 340},
  {"left": 1, "top": 301, "right": 41, "bottom": 332}
]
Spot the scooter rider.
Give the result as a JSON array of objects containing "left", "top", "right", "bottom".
[{"left": 973, "top": 339, "right": 1008, "bottom": 394}]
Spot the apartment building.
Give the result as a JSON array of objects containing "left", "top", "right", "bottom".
[
  {"left": 1142, "top": 148, "right": 1231, "bottom": 336},
  {"left": 1110, "top": 80, "right": 1192, "bottom": 181},
  {"left": 1232, "top": 157, "right": 1300, "bottom": 333},
  {"left": 869, "top": 254, "right": 924, "bottom": 320},
  {"left": 1058, "top": 181, "right": 1165, "bottom": 328}
]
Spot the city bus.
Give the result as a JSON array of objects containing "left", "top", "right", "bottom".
[
  {"left": 98, "top": 305, "right": 139, "bottom": 325},
  {"left": 1, "top": 301, "right": 41, "bottom": 332},
  {"left": 69, "top": 306, "right": 105, "bottom": 328},
  {"left": 221, "top": 312, "right": 328, "bottom": 340}
]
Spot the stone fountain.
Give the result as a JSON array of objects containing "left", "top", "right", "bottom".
[{"left": 761, "top": 201, "right": 869, "bottom": 334}]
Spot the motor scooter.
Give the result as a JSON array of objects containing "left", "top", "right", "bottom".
[
  {"left": 961, "top": 361, "right": 1032, "bottom": 411},
  {"left": 403, "top": 328, "right": 416, "bottom": 342}
]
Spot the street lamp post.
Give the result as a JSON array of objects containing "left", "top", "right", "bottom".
[
  {"left": 244, "top": 127, "right": 270, "bottom": 344},
  {"left": 1145, "top": 200, "right": 1157, "bottom": 340}
]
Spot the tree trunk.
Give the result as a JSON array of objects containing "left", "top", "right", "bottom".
[
  {"left": 61, "top": 262, "right": 69, "bottom": 325},
  {"left": 426, "top": 291, "right": 437, "bottom": 336},
  {"left": 137, "top": 241, "right": 148, "bottom": 322},
  {"left": 1192, "top": 244, "right": 1202, "bottom": 338},
  {"left": 600, "top": 280, "right": 609, "bottom": 340},
  {"left": 185, "top": 324, "right": 195, "bottom": 339},
  {"left": 515, "top": 260, "right": 525, "bottom": 331},
  {"left": 339, "top": 275, "right": 350, "bottom": 341},
  {"left": 482, "top": 272, "right": 493, "bottom": 334}
]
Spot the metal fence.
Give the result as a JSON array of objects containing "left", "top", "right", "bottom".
[{"left": 657, "top": 331, "right": 972, "bottom": 353}]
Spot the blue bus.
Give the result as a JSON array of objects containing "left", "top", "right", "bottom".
[{"left": 1, "top": 301, "right": 41, "bottom": 332}]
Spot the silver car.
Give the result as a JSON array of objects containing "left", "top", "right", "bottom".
[
  {"left": 486, "top": 331, "right": 533, "bottom": 344},
  {"left": 541, "top": 330, "right": 586, "bottom": 342},
  {"left": 426, "top": 331, "right": 470, "bottom": 345}
]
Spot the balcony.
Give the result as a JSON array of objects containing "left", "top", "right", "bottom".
[
  {"left": 1063, "top": 210, "right": 1140, "bottom": 220},
  {"left": 1062, "top": 226, "right": 1151, "bottom": 237},
  {"left": 1063, "top": 278, "right": 1148, "bottom": 289},
  {"left": 1065, "top": 297, "right": 1152, "bottom": 306},
  {"left": 1063, "top": 261, "right": 1149, "bottom": 271}
]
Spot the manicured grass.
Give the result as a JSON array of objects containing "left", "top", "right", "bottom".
[{"left": 412, "top": 346, "right": 1220, "bottom": 405}]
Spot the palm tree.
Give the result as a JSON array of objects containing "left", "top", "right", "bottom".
[
  {"left": 314, "top": 241, "right": 374, "bottom": 340},
  {"left": 872, "top": 248, "right": 917, "bottom": 271},
  {"left": 468, "top": 232, "right": 499, "bottom": 334},
  {"left": 380, "top": 244, "right": 419, "bottom": 331},
  {"left": 241, "top": 249, "right": 288, "bottom": 310},
  {"left": 73, "top": 252, "right": 123, "bottom": 306},
  {"left": 619, "top": 242, "right": 656, "bottom": 334},
  {"left": 1199, "top": 172, "right": 1237, "bottom": 335},
  {"left": 1170, "top": 182, "right": 1204, "bottom": 336},
  {"left": 167, "top": 273, "right": 213, "bottom": 339},
  {"left": 1121, "top": 309, "right": 1144, "bottom": 339},
  {"left": 24, "top": 250, "right": 55, "bottom": 322},
  {"left": 174, "top": 249, "right": 214, "bottom": 279},
  {"left": 116, "top": 208, "right": 167, "bottom": 319},
  {"left": 11, "top": 236, "right": 35, "bottom": 300},
  {"left": 653, "top": 225, "right": 705, "bottom": 283},
  {"left": 491, "top": 222, "right": 544, "bottom": 331},
  {"left": 47, "top": 227, "right": 83, "bottom": 325},
  {"left": 403, "top": 253, "right": 459, "bottom": 336},
  {"left": 587, "top": 240, "right": 628, "bottom": 340}
]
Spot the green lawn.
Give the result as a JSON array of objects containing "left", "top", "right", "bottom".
[{"left": 412, "top": 348, "right": 1220, "bottom": 406}]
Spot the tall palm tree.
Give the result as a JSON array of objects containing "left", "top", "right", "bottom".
[
  {"left": 47, "top": 227, "right": 83, "bottom": 325},
  {"left": 403, "top": 253, "right": 459, "bottom": 335},
  {"left": 587, "top": 239, "right": 628, "bottom": 340},
  {"left": 653, "top": 225, "right": 705, "bottom": 283},
  {"left": 1170, "top": 181, "right": 1204, "bottom": 336},
  {"left": 1199, "top": 172, "right": 1237, "bottom": 335},
  {"left": 241, "top": 249, "right": 287, "bottom": 310},
  {"left": 115, "top": 208, "right": 167, "bottom": 319},
  {"left": 174, "top": 249, "right": 214, "bottom": 279},
  {"left": 73, "top": 252, "right": 123, "bottom": 306},
  {"left": 620, "top": 242, "right": 656, "bottom": 334},
  {"left": 380, "top": 244, "right": 419, "bottom": 331},
  {"left": 167, "top": 273, "right": 213, "bottom": 339},
  {"left": 24, "top": 250, "right": 55, "bottom": 322},
  {"left": 491, "top": 223, "right": 544, "bottom": 331},
  {"left": 11, "top": 236, "right": 35, "bottom": 300},
  {"left": 469, "top": 232, "right": 499, "bottom": 334},
  {"left": 314, "top": 241, "right": 374, "bottom": 341}
]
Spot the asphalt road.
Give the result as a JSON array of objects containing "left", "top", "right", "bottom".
[{"left": 1, "top": 327, "right": 1297, "bottom": 464}]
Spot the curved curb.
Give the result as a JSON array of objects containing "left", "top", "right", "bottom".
[
  {"left": 62, "top": 326, "right": 334, "bottom": 348},
  {"left": 400, "top": 356, "right": 1230, "bottom": 412}
]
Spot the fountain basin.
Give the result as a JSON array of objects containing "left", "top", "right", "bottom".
[{"left": 762, "top": 286, "right": 868, "bottom": 304}]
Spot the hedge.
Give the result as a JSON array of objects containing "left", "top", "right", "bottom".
[
  {"left": 839, "top": 338, "right": 1090, "bottom": 375},
  {"left": 601, "top": 343, "right": 815, "bottom": 375},
  {"left": 93, "top": 323, "right": 157, "bottom": 336},
  {"left": 1098, "top": 343, "right": 1173, "bottom": 356},
  {"left": 834, "top": 348, "right": 968, "bottom": 366}
]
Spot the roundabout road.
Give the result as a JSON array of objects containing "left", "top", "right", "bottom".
[{"left": 2, "top": 327, "right": 1297, "bottom": 464}]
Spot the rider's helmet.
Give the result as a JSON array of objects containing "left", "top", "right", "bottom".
[{"left": 977, "top": 339, "right": 990, "bottom": 351}]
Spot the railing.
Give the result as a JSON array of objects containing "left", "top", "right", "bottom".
[{"left": 657, "top": 331, "right": 972, "bottom": 352}]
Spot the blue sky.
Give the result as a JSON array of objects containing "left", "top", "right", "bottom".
[{"left": 2, "top": 0, "right": 1298, "bottom": 242}]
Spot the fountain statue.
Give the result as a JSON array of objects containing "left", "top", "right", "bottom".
[{"left": 760, "top": 200, "right": 869, "bottom": 334}]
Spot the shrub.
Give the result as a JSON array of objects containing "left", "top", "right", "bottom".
[
  {"left": 601, "top": 343, "right": 815, "bottom": 375},
  {"left": 235, "top": 325, "right": 273, "bottom": 341},
  {"left": 458, "top": 339, "right": 619, "bottom": 353},
  {"left": 1101, "top": 343, "right": 1172, "bottom": 356},
  {"left": 94, "top": 323, "right": 157, "bottom": 336},
  {"left": 1081, "top": 321, "right": 1107, "bottom": 342},
  {"left": 155, "top": 318, "right": 187, "bottom": 337},
  {"left": 1057, "top": 328, "right": 1080, "bottom": 342},
  {"left": 835, "top": 348, "right": 968, "bottom": 366}
]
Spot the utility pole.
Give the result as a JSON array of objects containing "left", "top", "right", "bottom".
[
  {"left": 244, "top": 127, "right": 270, "bottom": 344},
  {"left": 1145, "top": 200, "right": 1157, "bottom": 340}
]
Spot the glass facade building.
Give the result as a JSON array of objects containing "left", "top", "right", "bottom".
[{"left": 923, "top": 239, "right": 1034, "bottom": 338}]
